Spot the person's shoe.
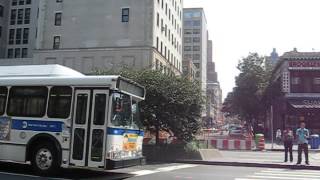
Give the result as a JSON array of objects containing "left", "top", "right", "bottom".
[
  {"left": 306, "top": 162, "right": 310, "bottom": 165},
  {"left": 284, "top": 160, "right": 288, "bottom": 163},
  {"left": 296, "top": 163, "right": 301, "bottom": 165}
]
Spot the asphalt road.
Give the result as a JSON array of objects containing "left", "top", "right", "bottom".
[{"left": 1, "top": 161, "right": 320, "bottom": 180}]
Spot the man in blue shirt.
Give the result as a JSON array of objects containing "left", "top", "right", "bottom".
[{"left": 296, "top": 122, "right": 309, "bottom": 165}]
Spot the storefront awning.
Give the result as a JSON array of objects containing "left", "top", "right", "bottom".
[{"left": 288, "top": 98, "right": 320, "bottom": 109}]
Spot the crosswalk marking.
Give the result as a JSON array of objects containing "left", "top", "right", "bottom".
[
  {"left": 130, "top": 164, "right": 198, "bottom": 177},
  {"left": 261, "top": 170, "right": 320, "bottom": 176},
  {"left": 235, "top": 168, "right": 320, "bottom": 180}
]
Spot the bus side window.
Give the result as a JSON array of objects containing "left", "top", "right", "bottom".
[
  {"left": 7, "top": 86, "right": 48, "bottom": 117},
  {"left": 0, "top": 87, "right": 8, "bottom": 115},
  {"left": 47, "top": 86, "right": 72, "bottom": 119}
]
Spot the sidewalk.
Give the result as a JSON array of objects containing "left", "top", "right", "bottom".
[
  {"left": 264, "top": 142, "right": 320, "bottom": 152},
  {"left": 178, "top": 150, "right": 320, "bottom": 170}
]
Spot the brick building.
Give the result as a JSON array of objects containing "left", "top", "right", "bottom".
[{"left": 269, "top": 49, "right": 320, "bottom": 134}]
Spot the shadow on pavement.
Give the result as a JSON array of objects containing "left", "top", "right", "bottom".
[{"left": 0, "top": 162, "right": 134, "bottom": 179}]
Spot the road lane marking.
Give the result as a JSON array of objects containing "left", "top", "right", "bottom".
[
  {"left": 0, "top": 171, "right": 70, "bottom": 180},
  {"left": 248, "top": 175, "right": 319, "bottom": 180},
  {"left": 130, "top": 170, "right": 160, "bottom": 176},
  {"left": 156, "top": 164, "right": 197, "bottom": 172},
  {"left": 255, "top": 172, "right": 320, "bottom": 178},
  {"left": 261, "top": 170, "right": 320, "bottom": 176},
  {"left": 130, "top": 164, "right": 198, "bottom": 177}
]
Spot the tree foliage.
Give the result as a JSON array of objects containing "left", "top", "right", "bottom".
[
  {"left": 222, "top": 53, "right": 272, "bottom": 124},
  {"left": 95, "top": 68, "right": 204, "bottom": 142}
]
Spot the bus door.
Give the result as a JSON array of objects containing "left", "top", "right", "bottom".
[{"left": 70, "top": 89, "right": 109, "bottom": 168}]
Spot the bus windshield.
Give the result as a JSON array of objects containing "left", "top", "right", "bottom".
[{"left": 110, "top": 92, "right": 133, "bottom": 128}]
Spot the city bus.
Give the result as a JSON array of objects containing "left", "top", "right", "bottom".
[{"left": 0, "top": 65, "right": 146, "bottom": 175}]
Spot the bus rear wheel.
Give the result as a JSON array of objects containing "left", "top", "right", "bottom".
[{"left": 31, "top": 143, "right": 59, "bottom": 176}]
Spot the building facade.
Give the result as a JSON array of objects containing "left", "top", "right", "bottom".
[
  {"left": 0, "top": 0, "right": 183, "bottom": 75},
  {"left": 183, "top": 8, "right": 207, "bottom": 92},
  {"left": 206, "top": 40, "right": 222, "bottom": 126},
  {"left": 182, "top": 58, "right": 196, "bottom": 80},
  {"left": 269, "top": 49, "right": 320, "bottom": 135}
]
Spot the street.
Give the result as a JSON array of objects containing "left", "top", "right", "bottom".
[{"left": 1, "top": 161, "right": 320, "bottom": 180}]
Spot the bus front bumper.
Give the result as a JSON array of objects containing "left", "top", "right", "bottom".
[{"left": 106, "top": 156, "right": 146, "bottom": 169}]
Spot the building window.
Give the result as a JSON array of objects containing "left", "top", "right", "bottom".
[
  {"left": 53, "top": 36, "right": 61, "bottom": 49},
  {"left": 24, "top": 8, "right": 31, "bottom": 24},
  {"left": 193, "top": 37, "right": 200, "bottom": 43},
  {"left": 193, "top": 54, "right": 200, "bottom": 60},
  {"left": 121, "top": 8, "right": 129, "bottom": 22},
  {"left": 314, "top": 78, "right": 320, "bottom": 85},
  {"left": 156, "top": 37, "right": 159, "bottom": 50},
  {"left": 184, "top": 37, "right": 192, "bottom": 43},
  {"left": 0, "top": 5, "right": 3, "bottom": 17},
  {"left": 17, "top": 9, "right": 23, "bottom": 25},
  {"left": 9, "top": 29, "right": 15, "bottom": 45},
  {"left": 26, "top": 0, "right": 32, "bottom": 4},
  {"left": 56, "top": 0, "right": 63, "bottom": 2},
  {"left": 193, "top": 29, "right": 200, "bottom": 34},
  {"left": 156, "top": 13, "right": 159, "bottom": 27},
  {"left": 160, "top": 41, "right": 163, "bottom": 54},
  {"left": 54, "top": 12, "right": 62, "bottom": 26},
  {"left": 10, "top": 9, "right": 17, "bottom": 25},
  {"left": 23, "top": 28, "right": 29, "bottom": 44},
  {"left": 184, "top": 29, "right": 192, "bottom": 34},
  {"left": 184, "top": 46, "right": 192, "bottom": 51},
  {"left": 22, "top": 48, "right": 28, "bottom": 58},
  {"left": 291, "top": 77, "right": 301, "bottom": 85},
  {"left": 184, "top": 20, "right": 192, "bottom": 26},
  {"left": 12, "top": 0, "right": 18, "bottom": 6},
  {"left": 19, "top": 0, "right": 24, "bottom": 5},
  {"left": 7, "top": 49, "right": 14, "bottom": 58},
  {"left": 16, "top": 28, "right": 22, "bottom": 44},
  {"left": 0, "top": 26, "right": 2, "bottom": 38},
  {"left": 165, "top": 3, "right": 167, "bottom": 15},
  {"left": 193, "top": 46, "right": 200, "bottom": 51},
  {"left": 194, "top": 63, "right": 200, "bottom": 68},
  {"left": 193, "top": 20, "right": 201, "bottom": 26},
  {"left": 14, "top": 48, "right": 21, "bottom": 58}
]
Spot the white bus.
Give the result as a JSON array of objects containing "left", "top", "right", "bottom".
[{"left": 0, "top": 65, "right": 146, "bottom": 175}]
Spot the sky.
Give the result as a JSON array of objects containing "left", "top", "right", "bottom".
[{"left": 184, "top": 0, "right": 320, "bottom": 99}]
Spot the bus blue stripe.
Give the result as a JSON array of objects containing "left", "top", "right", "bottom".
[
  {"left": 11, "top": 119, "right": 63, "bottom": 132},
  {"left": 107, "top": 127, "right": 144, "bottom": 136}
]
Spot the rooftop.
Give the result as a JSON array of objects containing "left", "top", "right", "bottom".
[{"left": 281, "top": 49, "right": 320, "bottom": 60}]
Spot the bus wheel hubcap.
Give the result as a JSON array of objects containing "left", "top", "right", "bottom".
[{"left": 36, "top": 148, "right": 53, "bottom": 170}]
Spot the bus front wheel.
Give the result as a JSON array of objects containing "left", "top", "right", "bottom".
[{"left": 31, "top": 143, "right": 59, "bottom": 175}]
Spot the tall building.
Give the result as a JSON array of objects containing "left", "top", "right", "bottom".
[
  {"left": 265, "top": 48, "right": 279, "bottom": 69},
  {"left": 0, "top": 0, "right": 183, "bottom": 75},
  {"left": 0, "top": 0, "right": 10, "bottom": 57},
  {"left": 206, "top": 40, "right": 222, "bottom": 126},
  {"left": 183, "top": 8, "right": 207, "bottom": 92}
]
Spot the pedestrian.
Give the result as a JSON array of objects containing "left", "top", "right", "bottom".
[
  {"left": 283, "top": 127, "right": 293, "bottom": 162},
  {"left": 296, "top": 122, "right": 309, "bottom": 165},
  {"left": 276, "top": 129, "right": 282, "bottom": 144}
]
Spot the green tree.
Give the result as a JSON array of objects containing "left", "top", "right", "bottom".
[
  {"left": 222, "top": 53, "right": 271, "bottom": 127},
  {"left": 95, "top": 68, "right": 204, "bottom": 143}
]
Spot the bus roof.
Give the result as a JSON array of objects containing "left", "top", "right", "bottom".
[
  {"left": 0, "top": 65, "right": 145, "bottom": 100},
  {"left": 0, "top": 64, "right": 84, "bottom": 77}
]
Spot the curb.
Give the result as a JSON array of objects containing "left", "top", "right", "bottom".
[
  {"left": 268, "top": 149, "right": 320, "bottom": 152},
  {"left": 176, "top": 160, "right": 320, "bottom": 170}
]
